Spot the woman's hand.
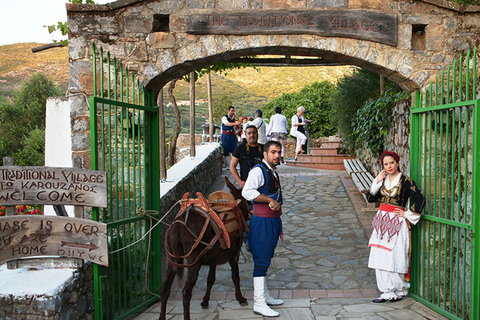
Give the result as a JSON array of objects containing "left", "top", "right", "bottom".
[
  {"left": 394, "top": 207, "right": 405, "bottom": 218},
  {"left": 376, "top": 170, "right": 387, "bottom": 183}
]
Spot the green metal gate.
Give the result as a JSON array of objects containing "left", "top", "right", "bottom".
[
  {"left": 89, "top": 44, "right": 161, "bottom": 319},
  {"left": 410, "top": 48, "right": 480, "bottom": 319}
]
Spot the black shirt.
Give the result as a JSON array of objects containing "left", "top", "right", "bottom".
[{"left": 232, "top": 143, "right": 264, "bottom": 181}]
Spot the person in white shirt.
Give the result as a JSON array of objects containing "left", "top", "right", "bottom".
[
  {"left": 242, "top": 141, "right": 284, "bottom": 317},
  {"left": 267, "top": 106, "right": 288, "bottom": 164},
  {"left": 252, "top": 109, "right": 268, "bottom": 145},
  {"left": 289, "top": 106, "right": 308, "bottom": 161}
]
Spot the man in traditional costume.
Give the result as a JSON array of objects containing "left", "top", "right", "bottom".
[
  {"left": 221, "top": 106, "right": 240, "bottom": 167},
  {"left": 366, "top": 151, "right": 425, "bottom": 303},
  {"left": 242, "top": 141, "right": 284, "bottom": 317}
]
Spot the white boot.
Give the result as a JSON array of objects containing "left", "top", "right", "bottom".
[
  {"left": 264, "top": 278, "right": 284, "bottom": 306},
  {"left": 253, "top": 277, "right": 280, "bottom": 317}
]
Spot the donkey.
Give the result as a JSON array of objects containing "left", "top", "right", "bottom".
[{"left": 159, "top": 177, "right": 249, "bottom": 320}]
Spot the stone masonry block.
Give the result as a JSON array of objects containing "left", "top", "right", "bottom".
[
  {"left": 157, "top": 49, "right": 175, "bottom": 71},
  {"left": 126, "top": 42, "right": 149, "bottom": 61},
  {"left": 217, "top": 0, "right": 233, "bottom": 10},
  {"left": 311, "top": 0, "right": 347, "bottom": 8},
  {"left": 72, "top": 116, "right": 90, "bottom": 132},
  {"left": 125, "top": 14, "right": 152, "bottom": 34},
  {"left": 146, "top": 32, "right": 176, "bottom": 49},
  {"left": 145, "top": 1, "right": 182, "bottom": 14},
  {"left": 69, "top": 37, "right": 87, "bottom": 60},
  {"left": 284, "top": 0, "right": 307, "bottom": 8},
  {"left": 187, "top": 0, "right": 202, "bottom": 9},
  {"left": 232, "top": 0, "right": 251, "bottom": 10},
  {"left": 199, "top": 35, "right": 219, "bottom": 56},
  {"left": 169, "top": 16, "right": 186, "bottom": 32},
  {"left": 230, "top": 36, "right": 249, "bottom": 51},
  {"left": 425, "top": 25, "right": 444, "bottom": 51},
  {"left": 397, "top": 24, "right": 412, "bottom": 50},
  {"left": 69, "top": 93, "right": 90, "bottom": 116},
  {"left": 72, "top": 132, "right": 90, "bottom": 151}
]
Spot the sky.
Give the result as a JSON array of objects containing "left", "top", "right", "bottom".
[{"left": 0, "top": 0, "right": 111, "bottom": 46}]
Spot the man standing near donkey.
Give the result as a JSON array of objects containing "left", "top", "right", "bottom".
[
  {"left": 242, "top": 140, "right": 284, "bottom": 317},
  {"left": 229, "top": 124, "right": 264, "bottom": 188}
]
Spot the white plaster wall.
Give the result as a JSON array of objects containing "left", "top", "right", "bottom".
[{"left": 44, "top": 96, "right": 74, "bottom": 216}]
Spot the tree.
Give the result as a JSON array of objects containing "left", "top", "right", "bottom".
[
  {"left": 263, "top": 81, "right": 338, "bottom": 139},
  {"left": 331, "top": 68, "right": 406, "bottom": 152},
  {"left": 0, "top": 73, "right": 63, "bottom": 165},
  {"left": 212, "top": 95, "right": 233, "bottom": 125}
]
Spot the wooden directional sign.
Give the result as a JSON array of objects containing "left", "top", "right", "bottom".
[
  {"left": 0, "top": 166, "right": 107, "bottom": 207},
  {"left": 0, "top": 216, "right": 108, "bottom": 266},
  {"left": 186, "top": 9, "right": 398, "bottom": 46}
]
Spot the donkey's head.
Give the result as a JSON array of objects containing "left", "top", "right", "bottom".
[{"left": 224, "top": 176, "right": 250, "bottom": 221}]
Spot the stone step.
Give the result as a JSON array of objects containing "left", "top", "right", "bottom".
[
  {"left": 294, "top": 154, "right": 355, "bottom": 164},
  {"left": 285, "top": 160, "right": 346, "bottom": 170},
  {"left": 310, "top": 147, "right": 339, "bottom": 155},
  {"left": 320, "top": 141, "right": 340, "bottom": 148}
]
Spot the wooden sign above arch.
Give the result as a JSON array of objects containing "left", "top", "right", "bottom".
[{"left": 186, "top": 9, "right": 398, "bottom": 46}]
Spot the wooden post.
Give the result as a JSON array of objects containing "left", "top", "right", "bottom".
[
  {"left": 380, "top": 75, "right": 385, "bottom": 96},
  {"left": 207, "top": 71, "right": 214, "bottom": 142},
  {"left": 3, "top": 157, "right": 15, "bottom": 217},
  {"left": 73, "top": 157, "right": 84, "bottom": 219},
  {"left": 190, "top": 71, "right": 196, "bottom": 158},
  {"left": 4, "top": 157, "right": 15, "bottom": 269},
  {"left": 158, "top": 88, "right": 167, "bottom": 180}
]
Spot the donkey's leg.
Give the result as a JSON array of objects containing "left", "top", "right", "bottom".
[
  {"left": 201, "top": 265, "right": 217, "bottom": 308},
  {"left": 182, "top": 263, "right": 201, "bottom": 320},
  {"left": 159, "top": 263, "right": 177, "bottom": 320},
  {"left": 229, "top": 255, "right": 248, "bottom": 305}
]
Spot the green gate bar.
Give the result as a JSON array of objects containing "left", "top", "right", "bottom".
[
  {"left": 90, "top": 43, "right": 160, "bottom": 320},
  {"left": 410, "top": 48, "right": 479, "bottom": 320}
]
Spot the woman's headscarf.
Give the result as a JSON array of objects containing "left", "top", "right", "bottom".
[{"left": 380, "top": 151, "right": 400, "bottom": 164}]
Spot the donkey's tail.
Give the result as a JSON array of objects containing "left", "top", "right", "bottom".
[{"left": 165, "top": 222, "right": 185, "bottom": 283}]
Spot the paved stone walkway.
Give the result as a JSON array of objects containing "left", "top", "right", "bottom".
[{"left": 130, "top": 166, "right": 448, "bottom": 320}]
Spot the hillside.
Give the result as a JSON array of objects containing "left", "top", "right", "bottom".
[
  {"left": 0, "top": 43, "right": 69, "bottom": 96},
  {"left": 0, "top": 43, "right": 352, "bottom": 114}
]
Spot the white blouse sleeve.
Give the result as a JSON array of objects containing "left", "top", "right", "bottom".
[
  {"left": 405, "top": 209, "right": 421, "bottom": 225},
  {"left": 370, "top": 176, "right": 382, "bottom": 195}
]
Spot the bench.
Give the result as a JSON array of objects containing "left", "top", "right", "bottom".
[{"left": 343, "top": 159, "right": 376, "bottom": 210}]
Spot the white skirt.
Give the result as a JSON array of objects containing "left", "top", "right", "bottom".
[{"left": 368, "top": 218, "right": 410, "bottom": 274}]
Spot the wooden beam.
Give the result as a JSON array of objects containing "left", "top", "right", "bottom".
[
  {"left": 190, "top": 71, "right": 196, "bottom": 158},
  {"left": 158, "top": 88, "right": 167, "bottom": 180},
  {"left": 207, "top": 72, "right": 214, "bottom": 142}
]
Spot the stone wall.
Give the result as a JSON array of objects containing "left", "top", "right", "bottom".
[
  {"left": 159, "top": 143, "right": 223, "bottom": 221},
  {"left": 355, "top": 99, "right": 412, "bottom": 176},
  {"left": 0, "top": 263, "right": 94, "bottom": 320}
]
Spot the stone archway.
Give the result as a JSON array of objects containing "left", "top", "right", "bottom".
[
  {"left": 65, "top": 0, "right": 480, "bottom": 160},
  {"left": 66, "top": 0, "right": 480, "bottom": 98}
]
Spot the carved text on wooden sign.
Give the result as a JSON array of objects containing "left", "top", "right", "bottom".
[
  {"left": 186, "top": 9, "right": 398, "bottom": 46},
  {"left": 0, "top": 216, "right": 108, "bottom": 266},
  {"left": 0, "top": 166, "right": 107, "bottom": 207}
]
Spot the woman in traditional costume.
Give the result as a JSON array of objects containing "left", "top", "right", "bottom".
[{"left": 366, "top": 151, "right": 425, "bottom": 303}]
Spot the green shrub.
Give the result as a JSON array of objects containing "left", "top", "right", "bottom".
[
  {"left": 352, "top": 90, "right": 410, "bottom": 157},
  {"left": 331, "top": 69, "right": 405, "bottom": 151}
]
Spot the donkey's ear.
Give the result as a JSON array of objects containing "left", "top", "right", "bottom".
[{"left": 224, "top": 176, "right": 241, "bottom": 195}]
